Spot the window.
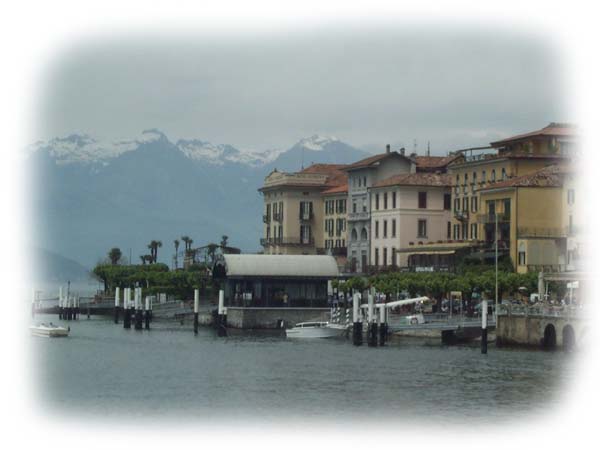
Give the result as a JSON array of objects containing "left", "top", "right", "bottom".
[
  {"left": 392, "top": 192, "right": 397, "bottom": 208},
  {"left": 443, "top": 193, "right": 451, "bottom": 210},
  {"left": 363, "top": 176, "right": 367, "bottom": 186},
  {"left": 375, "top": 221, "right": 379, "bottom": 238},
  {"left": 453, "top": 224, "right": 460, "bottom": 240},
  {"left": 375, "top": 194, "right": 380, "bottom": 210},
  {"left": 358, "top": 177, "right": 362, "bottom": 187},
  {"left": 472, "top": 172, "right": 477, "bottom": 184},
  {"left": 351, "top": 228, "right": 358, "bottom": 241},
  {"left": 461, "top": 223, "right": 468, "bottom": 240},
  {"left": 352, "top": 201, "right": 357, "bottom": 213},
  {"left": 374, "top": 248, "right": 379, "bottom": 267},
  {"left": 491, "top": 169, "right": 496, "bottom": 182},
  {"left": 471, "top": 196, "right": 478, "bottom": 213},
  {"left": 518, "top": 251, "right": 526, "bottom": 266},
  {"left": 454, "top": 198, "right": 460, "bottom": 212},
  {"left": 362, "top": 198, "right": 367, "bottom": 212},
  {"left": 418, "top": 192, "right": 427, "bottom": 208},
  {"left": 266, "top": 203, "right": 271, "bottom": 220},
  {"left": 471, "top": 223, "right": 478, "bottom": 240},
  {"left": 383, "top": 220, "right": 387, "bottom": 238},
  {"left": 482, "top": 170, "right": 486, "bottom": 183},
  {"left": 462, "top": 197, "right": 469, "bottom": 212},
  {"left": 383, "top": 248, "right": 388, "bottom": 266},
  {"left": 299, "top": 201, "right": 312, "bottom": 219},
  {"left": 464, "top": 173, "right": 468, "bottom": 185},
  {"left": 300, "top": 225, "right": 312, "bottom": 244},
  {"left": 417, "top": 219, "right": 427, "bottom": 238},
  {"left": 391, "top": 248, "right": 397, "bottom": 266},
  {"left": 361, "top": 228, "right": 368, "bottom": 241},
  {"left": 501, "top": 168, "right": 507, "bottom": 180},
  {"left": 392, "top": 219, "right": 396, "bottom": 237},
  {"left": 503, "top": 199, "right": 511, "bottom": 217},
  {"left": 569, "top": 215, "right": 573, "bottom": 235},
  {"left": 447, "top": 221, "right": 451, "bottom": 239},
  {"left": 384, "top": 192, "right": 388, "bottom": 209},
  {"left": 567, "top": 189, "right": 575, "bottom": 205}
]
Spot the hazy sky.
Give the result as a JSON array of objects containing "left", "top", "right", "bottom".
[{"left": 37, "top": 26, "right": 568, "bottom": 155}]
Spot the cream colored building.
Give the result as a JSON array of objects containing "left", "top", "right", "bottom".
[
  {"left": 321, "top": 184, "right": 348, "bottom": 263},
  {"left": 259, "top": 164, "right": 347, "bottom": 256},
  {"left": 368, "top": 173, "right": 452, "bottom": 268}
]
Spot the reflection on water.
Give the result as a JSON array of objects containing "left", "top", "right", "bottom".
[{"left": 31, "top": 314, "right": 574, "bottom": 423}]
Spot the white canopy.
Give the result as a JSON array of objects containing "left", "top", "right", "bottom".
[{"left": 218, "top": 254, "right": 340, "bottom": 278}]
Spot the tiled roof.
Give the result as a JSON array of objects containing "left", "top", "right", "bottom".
[
  {"left": 372, "top": 172, "right": 452, "bottom": 189},
  {"left": 300, "top": 163, "right": 348, "bottom": 190},
  {"left": 490, "top": 123, "right": 577, "bottom": 146},
  {"left": 415, "top": 155, "right": 461, "bottom": 170},
  {"left": 343, "top": 151, "right": 412, "bottom": 171},
  {"left": 322, "top": 183, "right": 348, "bottom": 195},
  {"left": 479, "top": 165, "right": 566, "bottom": 190}
]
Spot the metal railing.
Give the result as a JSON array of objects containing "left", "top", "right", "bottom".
[
  {"left": 517, "top": 227, "right": 566, "bottom": 238},
  {"left": 299, "top": 211, "right": 314, "bottom": 221},
  {"left": 497, "top": 303, "right": 585, "bottom": 319},
  {"left": 454, "top": 210, "right": 469, "bottom": 221},
  {"left": 262, "top": 214, "right": 270, "bottom": 224},
  {"left": 272, "top": 212, "right": 283, "bottom": 222},
  {"left": 477, "top": 213, "right": 510, "bottom": 224},
  {"left": 348, "top": 211, "right": 369, "bottom": 221}
]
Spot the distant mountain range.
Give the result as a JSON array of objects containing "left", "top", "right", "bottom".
[{"left": 28, "top": 130, "right": 370, "bottom": 271}]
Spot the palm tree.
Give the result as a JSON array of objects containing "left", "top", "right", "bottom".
[
  {"left": 108, "top": 247, "right": 122, "bottom": 265},
  {"left": 173, "top": 239, "right": 180, "bottom": 269},
  {"left": 181, "top": 236, "right": 190, "bottom": 252},
  {"left": 154, "top": 240, "right": 162, "bottom": 263}
]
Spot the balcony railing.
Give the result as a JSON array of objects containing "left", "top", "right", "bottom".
[
  {"left": 517, "top": 227, "right": 566, "bottom": 238},
  {"left": 260, "top": 237, "right": 314, "bottom": 246},
  {"left": 299, "top": 211, "right": 314, "bottom": 221},
  {"left": 477, "top": 213, "right": 510, "bottom": 224},
  {"left": 454, "top": 210, "right": 469, "bottom": 222},
  {"left": 273, "top": 212, "right": 283, "bottom": 222},
  {"left": 348, "top": 211, "right": 369, "bottom": 221},
  {"left": 317, "top": 247, "right": 347, "bottom": 257},
  {"left": 262, "top": 214, "right": 271, "bottom": 224}
]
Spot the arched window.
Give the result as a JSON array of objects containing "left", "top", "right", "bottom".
[
  {"left": 491, "top": 169, "right": 496, "bottom": 182},
  {"left": 351, "top": 228, "right": 358, "bottom": 241},
  {"left": 361, "top": 228, "right": 368, "bottom": 241}
]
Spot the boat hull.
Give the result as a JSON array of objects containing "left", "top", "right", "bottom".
[
  {"left": 29, "top": 326, "right": 69, "bottom": 338},
  {"left": 285, "top": 324, "right": 346, "bottom": 339}
]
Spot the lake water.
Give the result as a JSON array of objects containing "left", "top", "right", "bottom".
[{"left": 31, "top": 314, "right": 575, "bottom": 424}]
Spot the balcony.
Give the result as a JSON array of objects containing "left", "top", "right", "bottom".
[
  {"left": 299, "top": 211, "right": 314, "bottom": 221},
  {"left": 483, "top": 239, "right": 511, "bottom": 252},
  {"left": 477, "top": 213, "right": 510, "bottom": 224},
  {"left": 260, "top": 236, "right": 314, "bottom": 246},
  {"left": 262, "top": 214, "right": 271, "bottom": 224},
  {"left": 517, "top": 227, "right": 566, "bottom": 238},
  {"left": 454, "top": 210, "right": 469, "bottom": 222},
  {"left": 348, "top": 211, "right": 369, "bottom": 221},
  {"left": 273, "top": 212, "right": 283, "bottom": 222}
]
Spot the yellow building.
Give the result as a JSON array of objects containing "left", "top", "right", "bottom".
[
  {"left": 448, "top": 123, "right": 576, "bottom": 268},
  {"left": 320, "top": 183, "right": 348, "bottom": 265},
  {"left": 478, "top": 165, "right": 575, "bottom": 273},
  {"left": 259, "top": 164, "right": 347, "bottom": 257}
]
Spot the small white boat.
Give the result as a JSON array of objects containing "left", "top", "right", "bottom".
[
  {"left": 285, "top": 321, "right": 347, "bottom": 339},
  {"left": 30, "top": 323, "right": 69, "bottom": 338}
]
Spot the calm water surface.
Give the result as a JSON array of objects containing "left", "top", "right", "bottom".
[{"left": 32, "top": 314, "right": 574, "bottom": 423}]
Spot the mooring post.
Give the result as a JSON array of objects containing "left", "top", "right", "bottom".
[
  {"left": 144, "top": 296, "right": 150, "bottom": 330},
  {"left": 352, "top": 291, "right": 363, "bottom": 346},
  {"left": 481, "top": 299, "right": 488, "bottom": 354},
  {"left": 378, "top": 304, "right": 387, "bottom": 346},
  {"left": 194, "top": 289, "right": 199, "bottom": 335},
  {"left": 135, "top": 287, "right": 143, "bottom": 330},
  {"left": 123, "top": 287, "right": 131, "bottom": 329},
  {"left": 114, "top": 287, "right": 120, "bottom": 324},
  {"left": 58, "top": 286, "right": 63, "bottom": 320},
  {"left": 217, "top": 289, "right": 227, "bottom": 336},
  {"left": 367, "top": 293, "right": 377, "bottom": 347}
]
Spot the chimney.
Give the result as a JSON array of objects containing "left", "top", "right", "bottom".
[
  {"left": 386, "top": 144, "right": 390, "bottom": 154},
  {"left": 400, "top": 147, "right": 405, "bottom": 156}
]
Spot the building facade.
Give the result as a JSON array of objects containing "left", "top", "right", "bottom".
[
  {"left": 448, "top": 123, "right": 576, "bottom": 268},
  {"left": 344, "top": 147, "right": 416, "bottom": 273},
  {"left": 368, "top": 173, "right": 452, "bottom": 269}
]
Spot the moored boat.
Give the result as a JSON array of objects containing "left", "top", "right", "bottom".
[
  {"left": 30, "top": 323, "right": 69, "bottom": 338},
  {"left": 285, "top": 321, "right": 347, "bottom": 338}
]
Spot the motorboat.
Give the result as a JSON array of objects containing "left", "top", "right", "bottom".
[
  {"left": 285, "top": 321, "right": 347, "bottom": 338},
  {"left": 30, "top": 323, "right": 69, "bottom": 338}
]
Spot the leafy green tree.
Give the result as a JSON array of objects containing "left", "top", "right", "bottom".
[{"left": 108, "top": 247, "right": 122, "bottom": 265}]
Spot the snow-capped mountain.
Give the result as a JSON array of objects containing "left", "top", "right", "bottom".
[
  {"left": 28, "top": 131, "right": 365, "bottom": 169},
  {"left": 27, "top": 130, "right": 369, "bottom": 268}
]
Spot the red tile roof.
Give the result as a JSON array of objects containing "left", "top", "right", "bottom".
[
  {"left": 343, "top": 151, "right": 413, "bottom": 171},
  {"left": 300, "top": 163, "right": 348, "bottom": 190},
  {"left": 490, "top": 123, "right": 576, "bottom": 146},
  {"left": 322, "top": 183, "right": 348, "bottom": 195},
  {"left": 415, "top": 155, "right": 461, "bottom": 171},
  {"left": 479, "top": 164, "right": 566, "bottom": 190},
  {"left": 372, "top": 173, "right": 452, "bottom": 189}
]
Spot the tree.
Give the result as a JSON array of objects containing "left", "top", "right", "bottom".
[
  {"left": 173, "top": 239, "right": 180, "bottom": 269},
  {"left": 108, "top": 247, "right": 122, "bottom": 265}
]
